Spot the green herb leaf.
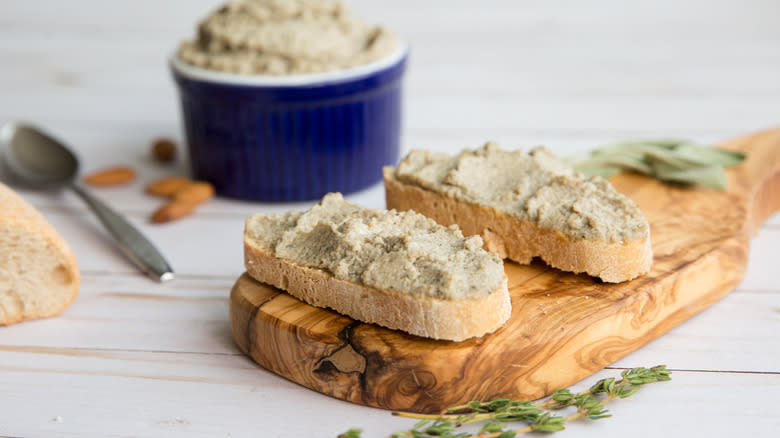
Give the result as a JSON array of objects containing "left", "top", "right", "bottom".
[
  {"left": 480, "top": 421, "right": 507, "bottom": 433},
  {"left": 339, "top": 428, "right": 363, "bottom": 438},
  {"left": 569, "top": 139, "right": 745, "bottom": 190},
  {"left": 674, "top": 144, "right": 746, "bottom": 167},
  {"left": 573, "top": 164, "right": 624, "bottom": 179},
  {"left": 347, "top": 365, "right": 672, "bottom": 437},
  {"left": 531, "top": 413, "right": 566, "bottom": 433},
  {"left": 656, "top": 164, "right": 728, "bottom": 190},
  {"left": 413, "top": 420, "right": 430, "bottom": 429}
]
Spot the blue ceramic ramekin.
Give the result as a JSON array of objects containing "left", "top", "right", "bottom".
[{"left": 169, "top": 45, "right": 407, "bottom": 202}]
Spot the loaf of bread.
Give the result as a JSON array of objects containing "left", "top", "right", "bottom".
[
  {"left": 244, "top": 193, "right": 510, "bottom": 341},
  {"left": 384, "top": 143, "right": 652, "bottom": 283},
  {"left": 0, "top": 183, "right": 80, "bottom": 325}
]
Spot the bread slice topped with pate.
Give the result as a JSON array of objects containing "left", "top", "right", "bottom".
[
  {"left": 243, "top": 193, "right": 510, "bottom": 341},
  {"left": 383, "top": 143, "right": 653, "bottom": 283}
]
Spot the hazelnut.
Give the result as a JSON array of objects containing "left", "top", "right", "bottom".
[{"left": 151, "top": 138, "right": 177, "bottom": 163}]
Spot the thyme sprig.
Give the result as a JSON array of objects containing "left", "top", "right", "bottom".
[
  {"left": 568, "top": 139, "right": 746, "bottom": 190},
  {"left": 339, "top": 365, "right": 671, "bottom": 438}
]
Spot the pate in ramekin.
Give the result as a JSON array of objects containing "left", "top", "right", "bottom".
[{"left": 170, "top": 0, "right": 407, "bottom": 201}]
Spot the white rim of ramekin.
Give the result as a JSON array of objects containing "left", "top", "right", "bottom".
[{"left": 169, "top": 42, "right": 408, "bottom": 87}]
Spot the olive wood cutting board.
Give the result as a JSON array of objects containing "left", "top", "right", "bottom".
[{"left": 230, "top": 129, "right": 780, "bottom": 414}]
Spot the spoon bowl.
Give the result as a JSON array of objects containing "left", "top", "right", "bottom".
[
  {"left": 1, "top": 123, "right": 79, "bottom": 187},
  {"left": 0, "top": 122, "right": 174, "bottom": 282}
]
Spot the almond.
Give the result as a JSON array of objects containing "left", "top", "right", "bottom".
[
  {"left": 172, "top": 181, "right": 215, "bottom": 206},
  {"left": 83, "top": 166, "right": 136, "bottom": 186},
  {"left": 146, "top": 176, "right": 193, "bottom": 197},
  {"left": 151, "top": 201, "right": 196, "bottom": 223}
]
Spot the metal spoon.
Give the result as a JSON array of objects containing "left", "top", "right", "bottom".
[{"left": 0, "top": 122, "right": 175, "bottom": 282}]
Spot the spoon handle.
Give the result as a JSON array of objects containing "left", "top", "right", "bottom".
[{"left": 70, "top": 183, "right": 175, "bottom": 282}]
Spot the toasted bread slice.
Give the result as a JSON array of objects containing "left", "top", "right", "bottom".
[
  {"left": 384, "top": 144, "right": 652, "bottom": 283},
  {"left": 244, "top": 193, "right": 510, "bottom": 341}
]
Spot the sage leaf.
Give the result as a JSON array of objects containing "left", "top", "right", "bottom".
[
  {"left": 656, "top": 164, "right": 728, "bottom": 190},
  {"left": 574, "top": 153, "right": 653, "bottom": 175},
  {"left": 569, "top": 139, "right": 745, "bottom": 190},
  {"left": 674, "top": 144, "right": 746, "bottom": 167}
]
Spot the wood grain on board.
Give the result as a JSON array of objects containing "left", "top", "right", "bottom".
[{"left": 230, "top": 129, "right": 780, "bottom": 414}]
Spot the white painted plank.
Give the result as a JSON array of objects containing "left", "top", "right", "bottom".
[
  {"left": 2, "top": 94, "right": 777, "bottom": 144},
  {"left": 1, "top": 175, "right": 776, "bottom": 281},
  {"left": 0, "top": 348, "right": 402, "bottom": 438},
  {"left": 4, "top": 92, "right": 778, "bottom": 140},
  {"left": 740, "top": 223, "right": 780, "bottom": 288},
  {"left": 0, "top": 272, "right": 776, "bottom": 372},
  {"left": 0, "top": 349, "right": 776, "bottom": 438},
  {"left": 2, "top": 1, "right": 779, "bottom": 137},
  {"left": 1, "top": 125, "right": 774, "bottom": 215},
  {"left": 613, "top": 288, "right": 780, "bottom": 373},
  {"left": 0, "top": 276, "right": 237, "bottom": 354},
  {"left": 3, "top": 0, "right": 779, "bottom": 44},
  {"left": 44, "top": 209, "right": 247, "bottom": 278},
  {"left": 13, "top": 198, "right": 776, "bottom": 286},
  {"left": 1, "top": 40, "right": 779, "bottom": 98}
]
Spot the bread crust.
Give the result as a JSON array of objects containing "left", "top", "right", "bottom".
[
  {"left": 244, "top": 237, "right": 511, "bottom": 342},
  {"left": 0, "top": 183, "right": 80, "bottom": 325},
  {"left": 384, "top": 168, "right": 652, "bottom": 283}
]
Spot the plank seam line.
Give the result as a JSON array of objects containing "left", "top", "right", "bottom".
[
  {"left": 604, "top": 366, "right": 779, "bottom": 375},
  {"left": 0, "top": 345, "right": 243, "bottom": 357},
  {"left": 732, "top": 287, "right": 780, "bottom": 293},
  {"left": 15, "top": 119, "right": 766, "bottom": 136},
  {"left": 26, "top": 204, "right": 780, "bottom": 227},
  {"left": 79, "top": 270, "right": 239, "bottom": 281}
]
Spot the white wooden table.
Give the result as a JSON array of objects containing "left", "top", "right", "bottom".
[{"left": 1, "top": 1, "right": 778, "bottom": 436}]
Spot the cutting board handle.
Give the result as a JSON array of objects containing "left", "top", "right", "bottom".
[{"left": 725, "top": 129, "right": 780, "bottom": 235}]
